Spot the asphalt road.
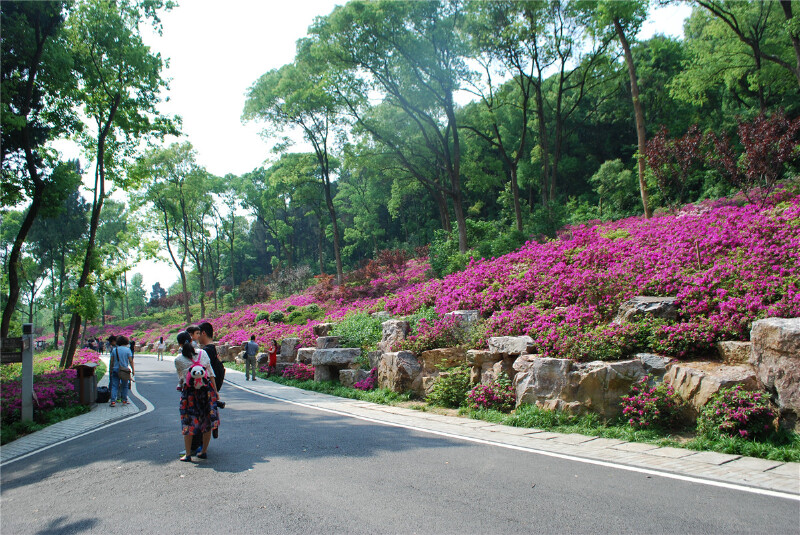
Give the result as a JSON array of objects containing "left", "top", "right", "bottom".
[{"left": 1, "top": 356, "right": 798, "bottom": 535}]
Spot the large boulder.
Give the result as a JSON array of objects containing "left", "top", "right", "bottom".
[
  {"left": 418, "top": 348, "right": 467, "bottom": 374},
  {"left": 750, "top": 317, "right": 800, "bottom": 430},
  {"left": 717, "top": 341, "right": 752, "bottom": 365},
  {"left": 487, "top": 336, "right": 534, "bottom": 356},
  {"left": 514, "top": 357, "right": 647, "bottom": 418},
  {"left": 316, "top": 336, "right": 340, "bottom": 349},
  {"left": 664, "top": 361, "right": 759, "bottom": 416},
  {"left": 614, "top": 296, "right": 678, "bottom": 323},
  {"left": 312, "top": 348, "right": 361, "bottom": 383},
  {"left": 635, "top": 353, "right": 671, "bottom": 378},
  {"left": 378, "top": 351, "right": 421, "bottom": 393},
  {"left": 443, "top": 310, "right": 479, "bottom": 329},
  {"left": 339, "top": 369, "right": 370, "bottom": 388},
  {"left": 313, "top": 323, "right": 335, "bottom": 337},
  {"left": 296, "top": 348, "right": 315, "bottom": 364},
  {"left": 280, "top": 338, "right": 300, "bottom": 363},
  {"left": 466, "top": 350, "right": 495, "bottom": 367},
  {"left": 367, "top": 350, "right": 383, "bottom": 370},
  {"left": 378, "top": 320, "right": 410, "bottom": 353}
]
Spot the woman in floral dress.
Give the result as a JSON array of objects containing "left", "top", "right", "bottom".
[{"left": 174, "top": 331, "right": 219, "bottom": 462}]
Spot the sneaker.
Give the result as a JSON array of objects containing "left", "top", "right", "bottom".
[
  {"left": 109, "top": 401, "right": 116, "bottom": 407},
  {"left": 212, "top": 428, "right": 218, "bottom": 439},
  {"left": 252, "top": 378, "right": 257, "bottom": 381},
  {"left": 122, "top": 400, "right": 130, "bottom": 405},
  {"left": 217, "top": 401, "right": 226, "bottom": 409},
  {"left": 195, "top": 446, "right": 204, "bottom": 455}
]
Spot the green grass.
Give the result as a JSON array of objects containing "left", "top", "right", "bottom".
[
  {"left": 1, "top": 405, "right": 91, "bottom": 445},
  {"left": 458, "top": 404, "right": 800, "bottom": 462}
]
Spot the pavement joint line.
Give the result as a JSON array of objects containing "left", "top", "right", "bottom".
[{"left": 224, "top": 376, "right": 799, "bottom": 502}]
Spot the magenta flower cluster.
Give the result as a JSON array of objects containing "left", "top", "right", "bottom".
[
  {"left": 354, "top": 368, "right": 378, "bottom": 391},
  {"left": 621, "top": 375, "right": 683, "bottom": 429},
  {"left": 281, "top": 363, "right": 316, "bottom": 381},
  {"left": 466, "top": 381, "right": 516, "bottom": 412},
  {"left": 697, "top": 385, "right": 776, "bottom": 440}
]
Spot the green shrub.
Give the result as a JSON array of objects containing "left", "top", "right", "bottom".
[
  {"left": 697, "top": 386, "right": 777, "bottom": 440},
  {"left": 429, "top": 220, "right": 529, "bottom": 278},
  {"left": 331, "top": 312, "right": 383, "bottom": 352},
  {"left": 286, "top": 305, "right": 326, "bottom": 325},
  {"left": 426, "top": 365, "right": 472, "bottom": 408},
  {"left": 286, "top": 305, "right": 297, "bottom": 312},
  {"left": 269, "top": 311, "right": 285, "bottom": 323},
  {"left": 256, "top": 311, "right": 270, "bottom": 323}
]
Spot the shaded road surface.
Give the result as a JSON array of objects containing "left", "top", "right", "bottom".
[{"left": 2, "top": 356, "right": 798, "bottom": 534}]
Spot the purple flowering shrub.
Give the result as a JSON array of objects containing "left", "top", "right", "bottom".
[
  {"left": 466, "top": 375, "right": 516, "bottom": 412},
  {"left": 621, "top": 376, "right": 684, "bottom": 429},
  {"left": 354, "top": 368, "right": 378, "bottom": 391},
  {"left": 697, "top": 385, "right": 776, "bottom": 440},
  {"left": 281, "top": 363, "right": 315, "bottom": 381}
]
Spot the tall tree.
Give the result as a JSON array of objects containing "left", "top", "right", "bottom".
[
  {"left": 1, "top": 1, "right": 77, "bottom": 337},
  {"left": 243, "top": 57, "right": 347, "bottom": 284}
]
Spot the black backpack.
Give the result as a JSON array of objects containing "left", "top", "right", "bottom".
[{"left": 96, "top": 386, "right": 111, "bottom": 403}]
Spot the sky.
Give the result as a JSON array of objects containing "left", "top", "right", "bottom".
[{"left": 60, "top": 0, "right": 694, "bottom": 296}]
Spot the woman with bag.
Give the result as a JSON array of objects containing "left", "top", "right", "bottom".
[
  {"left": 109, "top": 335, "right": 134, "bottom": 406},
  {"left": 174, "top": 331, "right": 219, "bottom": 462}
]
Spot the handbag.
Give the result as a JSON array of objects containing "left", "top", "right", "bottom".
[{"left": 113, "top": 348, "right": 132, "bottom": 381}]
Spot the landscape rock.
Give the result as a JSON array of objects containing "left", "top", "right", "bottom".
[
  {"left": 296, "top": 348, "right": 315, "bottom": 364},
  {"left": 750, "top": 317, "right": 800, "bottom": 430},
  {"left": 367, "top": 350, "right": 383, "bottom": 369},
  {"left": 339, "top": 369, "right": 369, "bottom": 388},
  {"left": 371, "top": 311, "right": 392, "bottom": 320},
  {"left": 614, "top": 296, "right": 678, "bottom": 323},
  {"left": 418, "top": 348, "right": 467, "bottom": 373},
  {"left": 717, "top": 341, "right": 752, "bottom": 365},
  {"left": 487, "top": 336, "right": 534, "bottom": 356},
  {"left": 312, "top": 348, "right": 361, "bottom": 367},
  {"left": 256, "top": 352, "right": 270, "bottom": 366},
  {"left": 378, "top": 320, "right": 410, "bottom": 353},
  {"left": 234, "top": 351, "right": 246, "bottom": 365},
  {"left": 635, "top": 353, "right": 671, "bottom": 377},
  {"left": 481, "top": 357, "right": 517, "bottom": 384},
  {"left": 514, "top": 357, "right": 647, "bottom": 418},
  {"left": 316, "top": 336, "right": 340, "bottom": 349},
  {"left": 313, "top": 323, "right": 335, "bottom": 337},
  {"left": 466, "top": 350, "right": 496, "bottom": 367},
  {"left": 280, "top": 338, "right": 300, "bottom": 363},
  {"left": 443, "top": 310, "right": 479, "bottom": 328},
  {"left": 664, "top": 361, "right": 759, "bottom": 416},
  {"left": 377, "top": 351, "right": 421, "bottom": 393}
]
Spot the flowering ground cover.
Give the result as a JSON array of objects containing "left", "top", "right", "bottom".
[{"left": 83, "top": 189, "right": 799, "bottom": 363}]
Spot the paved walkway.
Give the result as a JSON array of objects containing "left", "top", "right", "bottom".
[{"left": 3, "top": 354, "right": 799, "bottom": 498}]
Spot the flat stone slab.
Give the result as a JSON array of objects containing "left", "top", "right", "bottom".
[
  {"left": 312, "top": 348, "right": 361, "bottom": 366},
  {"left": 523, "top": 431, "right": 561, "bottom": 440},
  {"left": 683, "top": 451, "right": 742, "bottom": 465},
  {"left": 492, "top": 426, "right": 545, "bottom": 436},
  {"left": 579, "top": 437, "right": 628, "bottom": 449},
  {"left": 551, "top": 433, "right": 599, "bottom": 445},
  {"left": 644, "top": 446, "right": 697, "bottom": 459},
  {"left": 724, "top": 457, "right": 785, "bottom": 472},
  {"left": 611, "top": 442, "right": 660, "bottom": 452},
  {"left": 765, "top": 462, "right": 800, "bottom": 478}
]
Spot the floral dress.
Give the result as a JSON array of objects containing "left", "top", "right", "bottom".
[{"left": 179, "top": 376, "right": 219, "bottom": 436}]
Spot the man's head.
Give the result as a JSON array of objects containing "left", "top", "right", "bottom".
[
  {"left": 107, "top": 335, "right": 116, "bottom": 346},
  {"left": 198, "top": 322, "right": 214, "bottom": 344},
  {"left": 186, "top": 324, "right": 200, "bottom": 342},
  {"left": 250, "top": 335, "right": 255, "bottom": 341}
]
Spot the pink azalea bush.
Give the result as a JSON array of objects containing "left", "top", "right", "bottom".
[
  {"left": 621, "top": 376, "right": 684, "bottom": 429},
  {"left": 354, "top": 368, "right": 378, "bottom": 391},
  {"left": 697, "top": 385, "right": 776, "bottom": 440},
  {"left": 466, "top": 381, "right": 516, "bottom": 412},
  {"left": 281, "top": 363, "right": 315, "bottom": 381}
]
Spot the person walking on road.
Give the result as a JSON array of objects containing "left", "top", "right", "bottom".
[
  {"left": 175, "top": 331, "right": 219, "bottom": 462},
  {"left": 109, "top": 335, "right": 134, "bottom": 406},
  {"left": 244, "top": 335, "right": 259, "bottom": 381},
  {"left": 157, "top": 337, "right": 165, "bottom": 360}
]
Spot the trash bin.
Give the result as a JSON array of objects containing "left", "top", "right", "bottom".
[{"left": 73, "top": 362, "right": 99, "bottom": 405}]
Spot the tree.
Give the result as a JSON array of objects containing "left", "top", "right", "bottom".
[
  {"left": 310, "top": 0, "right": 473, "bottom": 252},
  {"left": 584, "top": 0, "right": 652, "bottom": 219},
  {"left": 1, "top": 1, "right": 78, "bottom": 337},
  {"left": 61, "top": 0, "right": 177, "bottom": 367},
  {"left": 149, "top": 282, "right": 166, "bottom": 307},
  {"left": 243, "top": 56, "right": 347, "bottom": 284}
]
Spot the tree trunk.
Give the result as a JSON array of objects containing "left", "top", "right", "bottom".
[
  {"left": 180, "top": 269, "right": 191, "bottom": 324},
  {"left": 318, "top": 219, "right": 325, "bottom": 275},
  {"left": 510, "top": 166, "right": 523, "bottom": 232},
  {"left": 534, "top": 85, "right": 551, "bottom": 207},
  {"left": 323, "top": 180, "right": 344, "bottom": 285},
  {"left": 614, "top": 18, "right": 651, "bottom": 219},
  {"left": 1, "top": 188, "right": 43, "bottom": 337}
]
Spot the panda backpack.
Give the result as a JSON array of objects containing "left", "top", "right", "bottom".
[{"left": 186, "top": 353, "right": 209, "bottom": 390}]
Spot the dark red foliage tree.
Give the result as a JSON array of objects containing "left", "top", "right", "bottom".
[
  {"left": 708, "top": 109, "right": 800, "bottom": 204},
  {"left": 645, "top": 125, "right": 704, "bottom": 210}
]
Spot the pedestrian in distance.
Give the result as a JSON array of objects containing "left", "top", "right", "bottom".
[
  {"left": 267, "top": 339, "right": 279, "bottom": 376},
  {"left": 157, "top": 336, "right": 165, "bottom": 361},
  {"left": 109, "top": 335, "right": 134, "bottom": 406},
  {"left": 244, "top": 335, "right": 259, "bottom": 381},
  {"left": 175, "top": 330, "right": 219, "bottom": 462}
]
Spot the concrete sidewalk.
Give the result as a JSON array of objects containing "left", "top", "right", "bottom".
[{"left": 222, "top": 367, "right": 800, "bottom": 497}]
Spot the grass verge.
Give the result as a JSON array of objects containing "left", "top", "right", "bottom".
[{"left": 1, "top": 405, "right": 92, "bottom": 445}]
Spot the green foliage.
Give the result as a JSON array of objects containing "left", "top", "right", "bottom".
[
  {"left": 256, "top": 311, "right": 270, "bottom": 323},
  {"left": 426, "top": 365, "right": 472, "bottom": 408},
  {"left": 285, "top": 304, "right": 325, "bottom": 325},
  {"left": 698, "top": 386, "right": 777, "bottom": 440},
  {"left": 1, "top": 405, "right": 91, "bottom": 445},
  {"left": 269, "top": 310, "right": 285, "bottom": 323},
  {"left": 429, "top": 220, "right": 528, "bottom": 278},
  {"left": 330, "top": 311, "right": 383, "bottom": 352}
]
